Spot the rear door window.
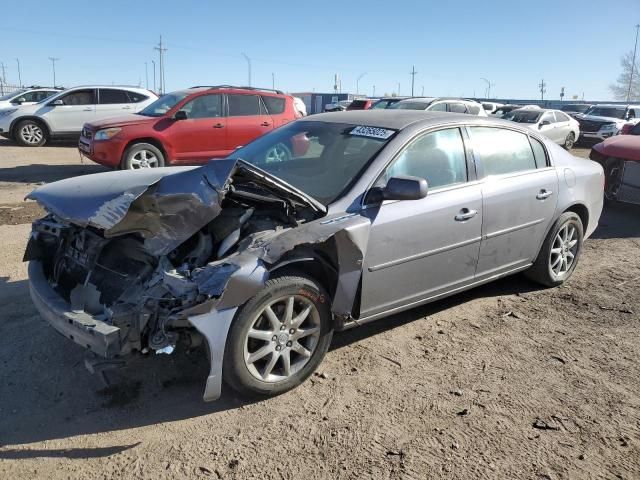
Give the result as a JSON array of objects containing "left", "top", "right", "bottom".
[
  {"left": 428, "top": 102, "right": 447, "bottom": 112},
  {"left": 127, "top": 91, "right": 149, "bottom": 103},
  {"left": 228, "top": 94, "right": 261, "bottom": 116},
  {"left": 99, "top": 89, "right": 131, "bottom": 104},
  {"left": 261, "top": 95, "right": 285, "bottom": 115},
  {"left": 554, "top": 111, "right": 570, "bottom": 123},
  {"left": 469, "top": 127, "right": 537, "bottom": 176},
  {"left": 529, "top": 137, "right": 548, "bottom": 168},
  {"left": 448, "top": 103, "right": 468, "bottom": 114}
]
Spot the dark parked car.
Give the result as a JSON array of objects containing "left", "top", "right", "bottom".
[
  {"left": 26, "top": 111, "right": 603, "bottom": 401},
  {"left": 590, "top": 133, "right": 640, "bottom": 204}
]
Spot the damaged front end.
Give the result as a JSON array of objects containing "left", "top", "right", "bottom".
[{"left": 25, "top": 159, "right": 369, "bottom": 401}]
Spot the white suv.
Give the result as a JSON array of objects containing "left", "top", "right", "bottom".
[
  {"left": 0, "top": 86, "right": 157, "bottom": 146},
  {"left": 0, "top": 87, "right": 63, "bottom": 108}
]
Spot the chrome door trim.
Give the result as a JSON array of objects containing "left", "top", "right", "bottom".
[{"left": 483, "top": 218, "right": 544, "bottom": 240}]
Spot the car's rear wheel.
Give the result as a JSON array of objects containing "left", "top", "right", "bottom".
[
  {"left": 223, "top": 275, "right": 333, "bottom": 398},
  {"left": 122, "top": 142, "right": 165, "bottom": 170},
  {"left": 525, "top": 212, "right": 584, "bottom": 287},
  {"left": 563, "top": 132, "right": 575, "bottom": 150},
  {"left": 15, "top": 120, "right": 47, "bottom": 147}
]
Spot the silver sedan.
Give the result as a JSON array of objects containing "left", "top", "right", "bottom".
[{"left": 26, "top": 110, "right": 604, "bottom": 400}]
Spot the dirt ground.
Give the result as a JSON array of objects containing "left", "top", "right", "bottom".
[{"left": 0, "top": 137, "right": 639, "bottom": 480}]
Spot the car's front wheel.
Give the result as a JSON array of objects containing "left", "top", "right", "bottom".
[
  {"left": 563, "top": 132, "right": 576, "bottom": 150},
  {"left": 525, "top": 212, "right": 584, "bottom": 287},
  {"left": 223, "top": 275, "right": 333, "bottom": 398},
  {"left": 15, "top": 120, "right": 47, "bottom": 147},
  {"left": 122, "top": 142, "right": 165, "bottom": 169}
]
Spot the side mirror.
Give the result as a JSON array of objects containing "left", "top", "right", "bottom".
[
  {"left": 14, "top": 97, "right": 27, "bottom": 104},
  {"left": 383, "top": 176, "right": 428, "bottom": 201},
  {"left": 539, "top": 120, "right": 551, "bottom": 128},
  {"left": 174, "top": 110, "right": 188, "bottom": 120},
  {"left": 50, "top": 99, "right": 64, "bottom": 106}
]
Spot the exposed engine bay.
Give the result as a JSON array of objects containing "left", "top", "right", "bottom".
[
  {"left": 26, "top": 169, "right": 319, "bottom": 355},
  {"left": 603, "top": 158, "right": 640, "bottom": 205}
]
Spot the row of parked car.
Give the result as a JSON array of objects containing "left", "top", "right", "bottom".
[{"left": 1, "top": 83, "right": 639, "bottom": 175}]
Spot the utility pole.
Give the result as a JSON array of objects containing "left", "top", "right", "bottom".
[
  {"left": 538, "top": 79, "right": 546, "bottom": 100},
  {"left": 151, "top": 60, "right": 156, "bottom": 92},
  {"left": 48, "top": 57, "right": 59, "bottom": 87},
  {"left": 145, "top": 62, "right": 149, "bottom": 89},
  {"left": 241, "top": 53, "right": 251, "bottom": 87},
  {"left": 397, "top": 82, "right": 400, "bottom": 96},
  {"left": 154, "top": 36, "right": 167, "bottom": 94},
  {"left": 272, "top": 72, "right": 275, "bottom": 90},
  {"left": 334, "top": 74, "right": 339, "bottom": 94},
  {"left": 16, "top": 58, "right": 22, "bottom": 86},
  {"left": 372, "top": 85, "right": 376, "bottom": 97},
  {"left": 356, "top": 72, "right": 366, "bottom": 95},
  {"left": 627, "top": 24, "right": 640, "bottom": 102},
  {"left": 410, "top": 66, "right": 417, "bottom": 97},
  {"left": 421, "top": 85, "right": 425, "bottom": 96},
  {"left": 560, "top": 86, "right": 565, "bottom": 101}
]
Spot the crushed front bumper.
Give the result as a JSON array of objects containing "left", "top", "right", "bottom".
[{"left": 28, "top": 260, "right": 123, "bottom": 358}]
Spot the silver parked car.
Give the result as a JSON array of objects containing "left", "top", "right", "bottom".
[
  {"left": 390, "top": 97, "right": 488, "bottom": 116},
  {"left": 503, "top": 108, "right": 581, "bottom": 149},
  {"left": 25, "top": 111, "right": 604, "bottom": 401}
]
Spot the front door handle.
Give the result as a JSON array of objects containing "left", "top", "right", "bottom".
[
  {"left": 213, "top": 123, "right": 225, "bottom": 128},
  {"left": 122, "top": 106, "right": 132, "bottom": 110},
  {"left": 455, "top": 208, "right": 478, "bottom": 221},
  {"left": 536, "top": 189, "right": 553, "bottom": 200},
  {"left": 83, "top": 108, "right": 93, "bottom": 111},
  {"left": 260, "top": 121, "right": 271, "bottom": 127}
]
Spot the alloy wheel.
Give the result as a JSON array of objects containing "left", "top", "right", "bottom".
[
  {"left": 550, "top": 223, "right": 578, "bottom": 276},
  {"left": 129, "top": 149, "right": 159, "bottom": 168},
  {"left": 243, "top": 295, "right": 321, "bottom": 382},
  {"left": 20, "top": 124, "right": 44, "bottom": 145}
]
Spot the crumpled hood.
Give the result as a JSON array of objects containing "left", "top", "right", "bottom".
[
  {"left": 593, "top": 134, "right": 640, "bottom": 162},
  {"left": 85, "top": 114, "right": 155, "bottom": 129},
  {"left": 27, "top": 160, "right": 324, "bottom": 256}
]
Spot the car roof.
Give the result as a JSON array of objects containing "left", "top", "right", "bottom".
[{"left": 303, "top": 110, "right": 510, "bottom": 130}]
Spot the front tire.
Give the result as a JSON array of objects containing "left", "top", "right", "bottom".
[
  {"left": 15, "top": 120, "right": 47, "bottom": 147},
  {"left": 223, "top": 275, "right": 333, "bottom": 398},
  {"left": 122, "top": 142, "right": 165, "bottom": 169},
  {"left": 525, "top": 212, "right": 584, "bottom": 287}
]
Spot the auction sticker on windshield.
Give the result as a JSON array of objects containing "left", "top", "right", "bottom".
[{"left": 350, "top": 126, "right": 395, "bottom": 139}]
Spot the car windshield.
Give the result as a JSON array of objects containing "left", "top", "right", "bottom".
[
  {"left": 390, "top": 101, "right": 429, "bottom": 110},
  {"left": 585, "top": 106, "right": 626, "bottom": 119},
  {"left": 503, "top": 110, "right": 542, "bottom": 123},
  {"left": 228, "top": 121, "right": 395, "bottom": 205},
  {"left": 138, "top": 92, "right": 189, "bottom": 117},
  {"left": 0, "top": 90, "right": 25, "bottom": 101}
]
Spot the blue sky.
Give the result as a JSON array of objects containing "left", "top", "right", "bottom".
[{"left": 1, "top": 0, "right": 638, "bottom": 100}]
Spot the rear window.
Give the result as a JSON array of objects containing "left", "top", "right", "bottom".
[
  {"left": 261, "top": 95, "right": 285, "bottom": 115},
  {"left": 228, "top": 94, "right": 261, "bottom": 116}
]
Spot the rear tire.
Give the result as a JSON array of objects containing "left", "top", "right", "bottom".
[
  {"left": 122, "top": 142, "right": 165, "bottom": 170},
  {"left": 15, "top": 120, "right": 47, "bottom": 147},
  {"left": 563, "top": 132, "right": 575, "bottom": 150},
  {"left": 223, "top": 275, "right": 333, "bottom": 398},
  {"left": 525, "top": 212, "right": 583, "bottom": 287}
]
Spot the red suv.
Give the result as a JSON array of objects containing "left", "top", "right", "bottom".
[{"left": 79, "top": 86, "right": 302, "bottom": 169}]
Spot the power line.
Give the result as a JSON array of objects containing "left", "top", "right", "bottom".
[
  {"left": 628, "top": 24, "right": 640, "bottom": 102},
  {"left": 48, "top": 57, "right": 59, "bottom": 87},
  {"left": 410, "top": 66, "right": 417, "bottom": 97}
]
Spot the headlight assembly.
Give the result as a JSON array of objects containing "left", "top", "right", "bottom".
[{"left": 94, "top": 128, "right": 122, "bottom": 140}]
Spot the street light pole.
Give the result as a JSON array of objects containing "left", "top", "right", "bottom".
[
  {"left": 627, "top": 24, "right": 640, "bottom": 102},
  {"left": 241, "top": 53, "right": 252, "bottom": 87},
  {"left": 48, "top": 57, "right": 59, "bottom": 87},
  {"left": 480, "top": 77, "right": 491, "bottom": 98},
  {"left": 16, "top": 58, "right": 22, "bottom": 86},
  {"left": 410, "top": 65, "right": 417, "bottom": 97},
  {"left": 145, "top": 62, "right": 149, "bottom": 89},
  {"left": 356, "top": 72, "right": 367, "bottom": 95},
  {"left": 151, "top": 60, "right": 156, "bottom": 92}
]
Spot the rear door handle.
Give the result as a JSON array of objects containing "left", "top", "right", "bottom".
[
  {"left": 260, "top": 121, "right": 271, "bottom": 127},
  {"left": 536, "top": 189, "right": 553, "bottom": 200},
  {"left": 122, "top": 106, "right": 132, "bottom": 110},
  {"left": 83, "top": 108, "right": 93, "bottom": 111},
  {"left": 454, "top": 208, "right": 478, "bottom": 221},
  {"left": 213, "top": 123, "right": 225, "bottom": 128}
]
